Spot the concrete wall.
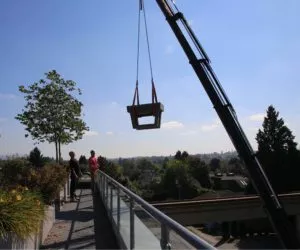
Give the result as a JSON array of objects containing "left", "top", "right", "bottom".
[
  {"left": 0, "top": 233, "right": 39, "bottom": 250},
  {"left": 40, "top": 205, "right": 55, "bottom": 244}
]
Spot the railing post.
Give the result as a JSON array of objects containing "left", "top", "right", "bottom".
[
  {"left": 55, "top": 191, "right": 60, "bottom": 212},
  {"left": 104, "top": 175, "right": 106, "bottom": 203},
  {"left": 67, "top": 177, "right": 70, "bottom": 197},
  {"left": 102, "top": 175, "right": 105, "bottom": 201},
  {"left": 161, "top": 224, "right": 171, "bottom": 250},
  {"left": 63, "top": 180, "right": 67, "bottom": 202},
  {"left": 130, "top": 198, "right": 135, "bottom": 250},
  {"left": 101, "top": 174, "right": 104, "bottom": 200},
  {"left": 100, "top": 174, "right": 103, "bottom": 199},
  {"left": 98, "top": 172, "right": 214, "bottom": 250},
  {"left": 105, "top": 177, "right": 109, "bottom": 208},
  {"left": 110, "top": 184, "right": 113, "bottom": 219},
  {"left": 117, "top": 187, "right": 120, "bottom": 231}
]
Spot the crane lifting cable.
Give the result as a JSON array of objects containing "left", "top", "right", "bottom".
[{"left": 127, "top": 0, "right": 164, "bottom": 130}]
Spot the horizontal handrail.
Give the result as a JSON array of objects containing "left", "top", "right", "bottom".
[
  {"left": 98, "top": 171, "right": 215, "bottom": 250},
  {"left": 151, "top": 191, "right": 300, "bottom": 207}
]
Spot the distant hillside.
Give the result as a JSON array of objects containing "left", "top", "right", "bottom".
[{"left": 109, "top": 151, "right": 238, "bottom": 165}]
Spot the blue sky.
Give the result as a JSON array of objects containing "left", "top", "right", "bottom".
[{"left": 0, "top": 0, "right": 300, "bottom": 159}]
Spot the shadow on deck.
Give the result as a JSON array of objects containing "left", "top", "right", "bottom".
[{"left": 41, "top": 184, "right": 119, "bottom": 249}]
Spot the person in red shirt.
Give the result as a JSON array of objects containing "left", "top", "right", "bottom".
[{"left": 88, "top": 150, "right": 99, "bottom": 191}]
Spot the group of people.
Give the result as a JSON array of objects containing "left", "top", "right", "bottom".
[{"left": 68, "top": 150, "right": 99, "bottom": 202}]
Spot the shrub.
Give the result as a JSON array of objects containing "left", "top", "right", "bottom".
[
  {"left": 0, "top": 160, "right": 68, "bottom": 205},
  {"left": 0, "top": 159, "right": 31, "bottom": 187},
  {"left": 0, "top": 187, "right": 45, "bottom": 240},
  {"left": 37, "top": 164, "right": 68, "bottom": 204}
]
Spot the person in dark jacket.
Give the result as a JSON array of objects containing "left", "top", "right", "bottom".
[{"left": 69, "top": 151, "right": 80, "bottom": 202}]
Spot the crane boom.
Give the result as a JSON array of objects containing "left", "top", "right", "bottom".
[{"left": 155, "top": 0, "right": 300, "bottom": 248}]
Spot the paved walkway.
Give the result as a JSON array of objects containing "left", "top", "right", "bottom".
[{"left": 41, "top": 188, "right": 119, "bottom": 249}]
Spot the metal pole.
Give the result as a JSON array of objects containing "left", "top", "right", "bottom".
[
  {"left": 99, "top": 174, "right": 103, "bottom": 199},
  {"left": 110, "top": 184, "right": 113, "bottom": 219},
  {"left": 102, "top": 172, "right": 215, "bottom": 249},
  {"left": 102, "top": 174, "right": 105, "bottom": 200},
  {"left": 117, "top": 187, "right": 120, "bottom": 231},
  {"left": 130, "top": 198, "right": 135, "bottom": 250},
  {"left": 161, "top": 224, "right": 171, "bottom": 250},
  {"left": 105, "top": 177, "right": 109, "bottom": 207},
  {"left": 67, "top": 176, "right": 70, "bottom": 197},
  {"left": 63, "top": 180, "right": 67, "bottom": 202},
  {"left": 103, "top": 175, "right": 106, "bottom": 206}
]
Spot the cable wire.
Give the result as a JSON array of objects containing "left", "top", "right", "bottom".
[{"left": 142, "top": 0, "right": 154, "bottom": 80}]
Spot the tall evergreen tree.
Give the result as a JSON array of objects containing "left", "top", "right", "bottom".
[
  {"left": 256, "top": 105, "right": 297, "bottom": 154},
  {"left": 252, "top": 105, "right": 300, "bottom": 193},
  {"left": 29, "top": 147, "right": 45, "bottom": 168}
]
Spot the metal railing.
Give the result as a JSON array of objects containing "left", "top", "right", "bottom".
[{"left": 95, "top": 171, "right": 215, "bottom": 250}]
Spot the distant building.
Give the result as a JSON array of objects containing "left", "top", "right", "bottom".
[{"left": 210, "top": 173, "right": 248, "bottom": 193}]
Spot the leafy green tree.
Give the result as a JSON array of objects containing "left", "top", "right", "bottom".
[
  {"left": 16, "top": 70, "right": 89, "bottom": 163},
  {"left": 209, "top": 158, "right": 221, "bottom": 172},
  {"left": 121, "top": 159, "right": 139, "bottom": 180},
  {"left": 162, "top": 157, "right": 169, "bottom": 171},
  {"left": 174, "top": 150, "right": 182, "bottom": 160},
  {"left": 162, "top": 159, "right": 199, "bottom": 200},
  {"left": 248, "top": 105, "right": 300, "bottom": 193},
  {"left": 228, "top": 157, "right": 245, "bottom": 175},
  {"left": 0, "top": 159, "right": 31, "bottom": 187},
  {"left": 181, "top": 151, "right": 189, "bottom": 160},
  {"left": 174, "top": 150, "right": 189, "bottom": 161},
  {"left": 188, "top": 157, "right": 211, "bottom": 188},
  {"left": 104, "top": 161, "right": 123, "bottom": 181}
]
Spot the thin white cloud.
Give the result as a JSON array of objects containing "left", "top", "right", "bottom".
[
  {"left": 161, "top": 121, "right": 184, "bottom": 129},
  {"left": 200, "top": 119, "right": 221, "bottom": 132},
  {"left": 180, "top": 130, "right": 197, "bottom": 136},
  {"left": 0, "top": 93, "right": 16, "bottom": 100},
  {"left": 84, "top": 130, "right": 99, "bottom": 136},
  {"left": 248, "top": 127, "right": 260, "bottom": 131},
  {"left": 248, "top": 113, "right": 265, "bottom": 122},
  {"left": 106, "top": 131, "right": 114, "bottom": 135},
  {"left": 111, "top": 101, "right": 118, "bottom": 106},
  {"left": 165, "top": 45, "right": 174, "bottom": 55}
]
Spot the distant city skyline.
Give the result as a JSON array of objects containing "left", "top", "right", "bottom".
[{"left": 1, "top": 1, "right": 300, "bottom": 159}]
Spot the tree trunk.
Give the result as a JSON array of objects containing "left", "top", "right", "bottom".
[
  {"left": 58, "top": 138, "right": 62, "bottom": 165},
  {"left": 55, "top": 140, "right": 58, "bottom": 163}
]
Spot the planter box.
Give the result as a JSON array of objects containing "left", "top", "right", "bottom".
[
  {"left": 0, "top": 205, "right": 55, "bottom": 250},
  {"left": 0, "top": 233, "right": 39, "bottom": 250},
  {"left": 40, "top": 205, "right": 55, "bottom": 244}
]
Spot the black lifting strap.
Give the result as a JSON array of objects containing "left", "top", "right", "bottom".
[
  {"left": 133, "top": 0, "right": 158, "bottom": 109},
  {"left": 152, "top": 78, "right": 158, "bottom": 115},
  {"left": 132, "top": 80, "right": 140, "bottom": 106}
]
